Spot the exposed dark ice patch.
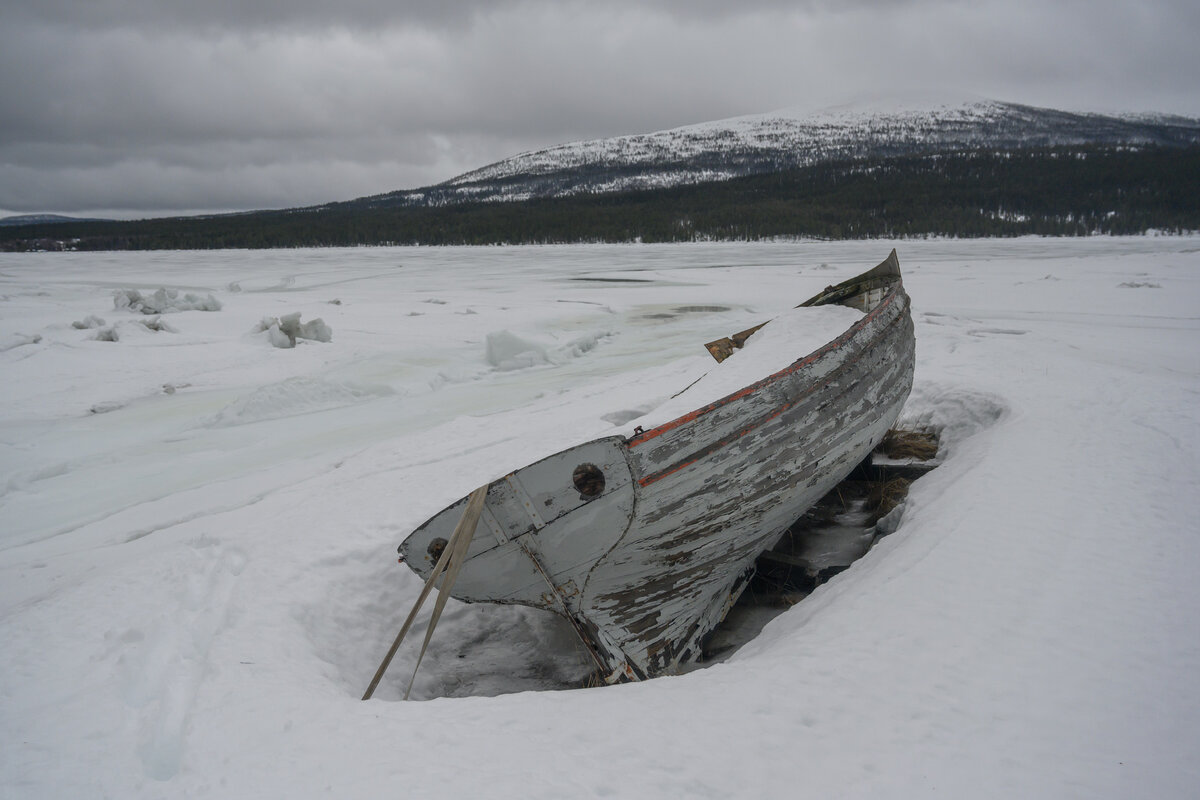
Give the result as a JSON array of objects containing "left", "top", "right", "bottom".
[
  {"left": 673, "top": 305, "right": 732, "bottom": 313},
  {"left": 967, "top": 327, "right": 1028, "bottom": 336},
  {"left": 571, "top": 277, "right": 654, "bottom": 283}
]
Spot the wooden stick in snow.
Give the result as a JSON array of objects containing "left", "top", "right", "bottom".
[{"left": 361, "top": 485, "right": 488, "bottom": 701}]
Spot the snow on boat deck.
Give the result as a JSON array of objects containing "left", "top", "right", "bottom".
[{"left": 1, "top": 238, "right": 1198, "bottom": 798}]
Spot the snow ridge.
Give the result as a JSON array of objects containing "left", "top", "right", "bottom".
[{"left": 371, "top": 99, "right": 1200, "bottom": 207}]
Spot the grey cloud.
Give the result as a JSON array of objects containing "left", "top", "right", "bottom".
[
  {"left": 1, "top": 0, "right": 1197, "bottom": 216},
  {"left": 2, "top": 0, "right": 927, "bottom": 33},
  {"left": 1, "top": 0, "right": 488, "bottom": 32},
  {"left": 0, "top": 130, "right": 524, "bottom": 214}
]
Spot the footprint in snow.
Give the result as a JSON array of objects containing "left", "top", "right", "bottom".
[
  {"left": 967, "top": 328, "right": 1029, "bottom": 337},
  {"left": 117, "top": 547, "right": 246, "bottom": 781}
]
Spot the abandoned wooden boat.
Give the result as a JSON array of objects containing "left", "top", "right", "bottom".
[{"left": 396, "top": 250, "right": 915, "bottom": 682}]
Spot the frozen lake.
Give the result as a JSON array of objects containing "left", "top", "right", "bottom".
[{"left": 3, "top": 238, "right": 1199, "bottom": 797}]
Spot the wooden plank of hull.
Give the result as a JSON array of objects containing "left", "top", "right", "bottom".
[
  {"left": 397, "top": 252, "right": 915, "bottom": 681},
  {"left": 590, "top": 286, "right": 913, "bottom": 676}
]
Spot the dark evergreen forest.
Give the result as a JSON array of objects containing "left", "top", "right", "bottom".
[{"left": 3, "top": 145, "right": 1197, "bottom": 251}]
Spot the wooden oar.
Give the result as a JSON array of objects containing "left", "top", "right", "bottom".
[{"left": 361, "top": 485, "right": 488, "bottom": 701}]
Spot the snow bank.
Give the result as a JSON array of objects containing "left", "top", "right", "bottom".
[
  {"left": 3, "top": 239, "right": 1199, "bottom": 800},
  {"left": 557, "top": 331, "right": 607, "bottom": 359},
  {"left": 254, "top": 312, "right": 332, "bottom": 348},
  {"left": 895, "top": 381, "right": 1008, "bottom": 457},
  {"left": 113, "top": 288, "right": 222, "bottom": 314},
  {"left": 484, "top": 329, "right": 612, "bottom": 370},
  {"left": 140, "top": 316, "right": 177, "bottom": 333},
  {"left": 209, "top": 376, "right": 393, "bottom": 427},
  {"left": 485, "top": 330, "right": 548, "bottom": 370},
  {"left": 92, "top": 317, "right": 178, "bottom": 342},
  {"left": 71, "top": 314, "right": 106, "bottom": 329},
  {"left": 0, "top": 332, "right": 41, "bottom": 351}
]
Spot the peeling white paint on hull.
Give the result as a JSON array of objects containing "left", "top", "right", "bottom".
[{"left": 398, "top": 251, "right": 915, "bottom": 681}]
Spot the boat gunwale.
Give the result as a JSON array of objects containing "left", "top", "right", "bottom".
[
  {"left": 626, "top": 280, "right": 905, "bottom": 451},
  {"left": 631, "top": 296, "right": 909, "bottom": 489}
]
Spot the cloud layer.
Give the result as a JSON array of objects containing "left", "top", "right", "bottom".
[{"left": 2, "top": 0, "right": 1198, "bottom": 217}]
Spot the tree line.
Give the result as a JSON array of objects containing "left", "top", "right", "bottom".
[{"left": 3, "top": 145, "right": 1197, "bottom": 251}]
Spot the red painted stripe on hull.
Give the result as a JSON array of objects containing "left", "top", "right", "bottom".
[
  {"left": 627, "top": 290, "right": 898, "bottom": 450},
  {"left": 635, "top": 296, "right": 907, "bottom": 488}
]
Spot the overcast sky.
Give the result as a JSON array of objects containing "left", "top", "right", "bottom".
[{"left": 2, "top": 0, "right": 1198, "bottom": 218}]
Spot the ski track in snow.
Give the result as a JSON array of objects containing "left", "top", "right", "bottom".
[
  {"left": 1, "top": 238, "right": 1199, "bottom": 798},
  {"left": 119, "top": 545, "right": 247, "bottom": 780}
]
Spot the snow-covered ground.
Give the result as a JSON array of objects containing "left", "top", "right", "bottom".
[{"left": 2, "top": 238, "right": 1198, "bottom": 798}]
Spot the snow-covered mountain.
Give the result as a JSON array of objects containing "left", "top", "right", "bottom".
[{"left": 368, "top": 99, "right": 1200, "bottom": 207}]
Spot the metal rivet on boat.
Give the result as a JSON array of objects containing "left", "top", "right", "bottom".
[{"left": 572, "top": 463, "right": 605, "bottom": 498}]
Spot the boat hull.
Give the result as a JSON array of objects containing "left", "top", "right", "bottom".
[{"left": 398, "top": 253, "right": 915, "bottom": 680}]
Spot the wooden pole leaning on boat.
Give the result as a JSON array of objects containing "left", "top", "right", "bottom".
[{"left": 361, "top": 485, "right": 488, "bottom": 701}]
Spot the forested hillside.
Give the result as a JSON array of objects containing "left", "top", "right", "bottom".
[{"left": 3, "top": 145, "right": 1197, "bottom": 251}]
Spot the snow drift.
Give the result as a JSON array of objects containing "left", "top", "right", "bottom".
[
  {"left": 254, "top": 312, "right": 332, "bottom": 348},
  {"left": 113, "top": 288, "right": 222, "bottom": 314},
  {"left": 210, "top": 377, "right": 393, "bottom": 427},
  {"left": 1, "top": 238, "right": 1198, "bottom": 800},
  {"left": 484, "top": 329, "right": 611, "bottom": 370}
]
